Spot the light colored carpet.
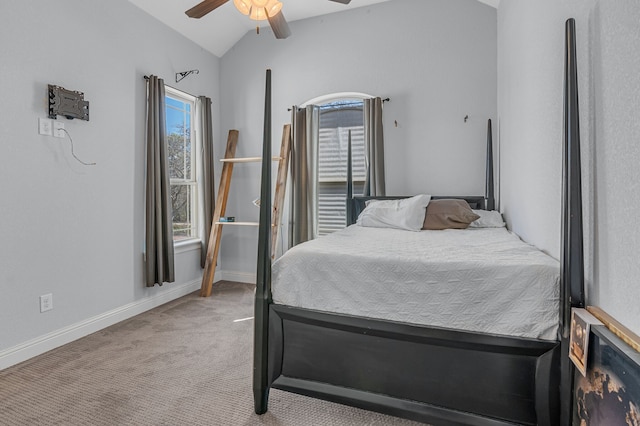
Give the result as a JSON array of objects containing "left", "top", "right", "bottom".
[{"left": 0, "top": 281, "right": 423, "bottom": 425}]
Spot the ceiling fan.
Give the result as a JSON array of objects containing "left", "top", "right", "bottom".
[{"left": 185, "top": 0, "right": 352, "bottom": 39}]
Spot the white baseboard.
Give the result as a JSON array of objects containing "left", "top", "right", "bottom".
[
  {"left": 218, "top": 270, "right": 256, "bottom": 285},
  {"left": 0, "top": 279, "right": 201, "bottom": 371}
]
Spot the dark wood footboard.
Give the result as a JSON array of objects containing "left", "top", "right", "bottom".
[{"left": 268, "top": 305, "right": 560, "bottom": 426}]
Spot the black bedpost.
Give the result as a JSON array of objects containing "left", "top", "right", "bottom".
[
  {"left": 559, "top": 18, "right": 585, "bottom": 426},
  {"left": 254, "top": 69, "right": 272, "bottom": 415},
  {"left": 485, "top": 119, "right": 495, "bottom": 211},
  {"left": 561, "top": 18, "right": 586, "bottom": 326},
  {"left": 346, "top": 130, "right": 354, "bottom": 225}
]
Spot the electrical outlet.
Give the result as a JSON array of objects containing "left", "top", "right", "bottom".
[
  {"left": 38, "top": 118, "right": 53, "bottom": 136},
  {"left": 53, "top": 121, "right": 65, "bottom": 138},
  {"left": 40, "top": 293, "right": 53, "bottom": 313}
]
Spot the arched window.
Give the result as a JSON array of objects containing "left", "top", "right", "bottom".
[
  {"left": 302, "top": 93, "right": 371, "bottom": 235},
  {"left": 316, "top": 99, "right": 366, "bottom": 235},
  {"left": 291, "top": 93, "right": 384, "bottom": 246}
]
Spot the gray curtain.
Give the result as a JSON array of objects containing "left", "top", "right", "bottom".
[
  {"left": 197, "top": 96, "right": 215, "bottom": 268},
  {"left": 363, "top": 97, "right": 386, "bottom": 196},
  {"left": 289, "top": 105, "right": 320, "bottom": 247},
  {"left": 145, "top": 75, "right": 175, "bottom": 287}
]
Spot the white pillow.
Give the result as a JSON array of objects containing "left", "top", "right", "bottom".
[
  {"left": 356, "top": 195, "right": 431, "bottom": 231},
  {"left": 469, "top": 209, "right": 505, "bottom": 228}
]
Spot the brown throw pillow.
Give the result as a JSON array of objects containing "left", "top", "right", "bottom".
[{"left": 422, "top": 199, "right": 480, "bottom": 230}]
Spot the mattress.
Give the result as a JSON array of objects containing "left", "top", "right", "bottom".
[{"left": 272, "top": 225, "right": 560, "bottom": 341}]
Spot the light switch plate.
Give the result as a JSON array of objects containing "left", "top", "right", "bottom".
[{"left": 39, "top": 118, "right": 52, "bottom": 136}]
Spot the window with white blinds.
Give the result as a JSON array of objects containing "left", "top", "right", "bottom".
[{"left": 317, "top": 101, "right": 366, "bottom": 236}]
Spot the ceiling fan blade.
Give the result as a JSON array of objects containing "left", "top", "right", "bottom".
[
  {"left": 328, "top": 0, "right": 352, "bottom": 4},
  {"left": 185, "top": 0, "right": 229, "bottom": 18},
  {"left": 268, "top": 11, "right": 291, "bottom": 39}
]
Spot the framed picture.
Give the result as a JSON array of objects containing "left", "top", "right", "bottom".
[
  {"left": 573, "top": 324, "right": 640, "bottom": 425},
  {"left": 569, "top": 308, "right": 601, "bottom": 376}
]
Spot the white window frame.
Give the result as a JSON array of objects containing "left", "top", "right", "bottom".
[{"left": 165, "top": 86, "right": 199, "bottom": 244}]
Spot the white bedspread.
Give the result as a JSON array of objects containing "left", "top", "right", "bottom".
[{"left": 272, "top": 225, "right": 560, "bottom": 341}]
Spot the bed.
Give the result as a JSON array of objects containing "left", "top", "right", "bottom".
[
  {"left": 252, "top": 19, "right": 585, "bottom": 426},
  {"left": 272, "top": 223, "right": 560, "bottom": 341}
]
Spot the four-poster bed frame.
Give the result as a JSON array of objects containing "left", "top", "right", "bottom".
[{"left": 252, "top": 19, "right": 584, "bottom": 425}]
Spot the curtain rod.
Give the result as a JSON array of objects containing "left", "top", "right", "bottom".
[
  {"left": 144, "top": 70, "right": 199, "bottom": 84},
  {"left": 143, "top": 75, "right": 196, "bottom": 97}
]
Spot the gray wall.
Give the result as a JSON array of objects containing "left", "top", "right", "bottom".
[
  {"left": 0, "top": 0, "right": 219, "bottom": 362},
  {"left": 498, "top": 0, "right": 640, "bottom": 335},
  {"left": 218, "top": 0, "right": 497, "bottom": 280}
]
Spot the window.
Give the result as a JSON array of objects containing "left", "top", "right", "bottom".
[
  {"left": 317, "top": 100, "right": 366, "bottom": 236},
  {"left": 165, "top": 87, "right": 198, "bottom": 242}
]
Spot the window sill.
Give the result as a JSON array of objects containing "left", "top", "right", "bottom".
[{"left": 174, "top": 238, "right": 201, "bottom": 254}]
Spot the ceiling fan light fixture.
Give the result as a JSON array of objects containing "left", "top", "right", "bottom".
[
  {"left": 186, "top": 0, "right": 292, "bottom": 39},
  {"left": 235, "top": 0, "right": 281, "bottom": 21},
  {"left": 264, "top": 0, "right": 282, "bottom": 16},
  {"left": 249, "top": 6, "right": 267, "bottom": 20},
  {"left": 233, "top": 0, "right": 251, "bottom": 15}
]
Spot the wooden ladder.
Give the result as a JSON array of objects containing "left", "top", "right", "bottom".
[{"left": 200, "top": 125, "right": 292, "bottom": 297}]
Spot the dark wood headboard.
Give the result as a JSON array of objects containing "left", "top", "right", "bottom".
[{"left": 347, "top": 195, "right": 487, "bottom": 226}]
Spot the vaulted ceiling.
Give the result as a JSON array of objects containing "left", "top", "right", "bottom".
[{"left": 128, "top": 0, "right": 499, "bottom": 58}]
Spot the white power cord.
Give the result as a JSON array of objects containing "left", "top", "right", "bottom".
[{"left": 60, "top": 128, "right": 96, "bottom": 166}]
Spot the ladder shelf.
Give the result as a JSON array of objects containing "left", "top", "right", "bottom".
[{"left": 199, "top": 125, "right": 292, "bottom": 297}]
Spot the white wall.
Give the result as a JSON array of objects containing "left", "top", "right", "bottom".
[
  {"left": 498, "top": 0, "right": 640, "bottom": 335},
  {"left": 218, "top": 0, "right": 497, "bottom": 279},
  {"left": 0, "top": 0, "right": 220, "bottom": 367}
]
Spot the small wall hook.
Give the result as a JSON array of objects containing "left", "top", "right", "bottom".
[
  {"left": 175, "top": 69, "right": 199, "bottom": 83},
  {"left": 464, "top": 115, "right": 469, "bottom": 123}
]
